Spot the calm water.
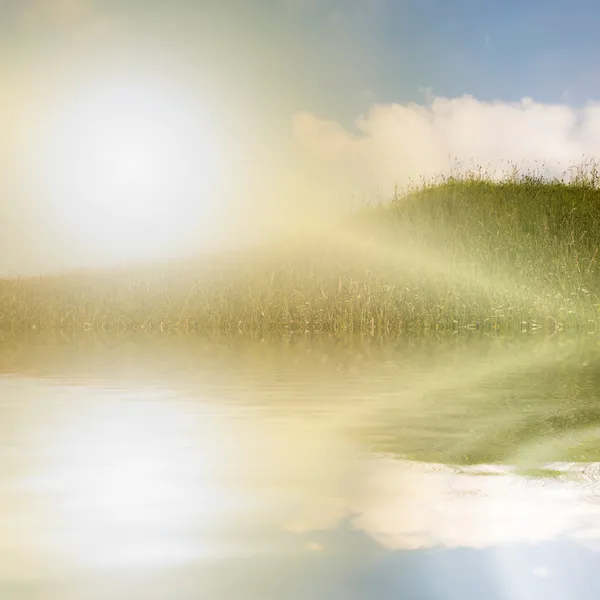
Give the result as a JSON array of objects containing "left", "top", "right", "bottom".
[{"left": 2, "top": 333, "right": 600, "bottom": 599}]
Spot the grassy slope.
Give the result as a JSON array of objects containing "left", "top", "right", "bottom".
[{"left": 3, "top": 172, "right": 600, "bottom": 335}]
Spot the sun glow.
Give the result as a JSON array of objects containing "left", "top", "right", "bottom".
[{"left": 33, "top": 73, "right": 225, "bottom": 264}]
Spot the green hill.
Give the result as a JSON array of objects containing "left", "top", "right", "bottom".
[{"left": 3, "top": 170, "right": 600, "bottom": 335}]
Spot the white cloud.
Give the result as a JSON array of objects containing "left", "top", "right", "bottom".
[{"left": 293, "top": 95, "right": 600, "bottom": 196}]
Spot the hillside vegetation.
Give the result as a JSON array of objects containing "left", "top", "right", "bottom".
[{"left": 4, "top": 167, "right": 600, "bottom": 335}]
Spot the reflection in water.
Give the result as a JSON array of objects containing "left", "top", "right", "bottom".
[
  {"left": 3, "top": 334, "right": 600, "bottom": 598},
  {"left": 30, "top": 392, "right": 240, "bottom": 568},
  {"left": 0, "top": 375, "right": 356, "bottom": 593},
  {"left": 288, "top": 457, "right": 600, "bottom": 552},
  {"left": 1, "top": 380, "right": 233, "bottom": 577}
]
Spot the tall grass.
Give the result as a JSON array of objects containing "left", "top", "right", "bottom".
[{"left": 4, "top": 165, "right": 600, "bottom": 336}]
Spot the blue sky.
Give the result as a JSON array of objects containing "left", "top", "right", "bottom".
[
  {"left": 53, "top": 0, "right": 600, "bottom": 126},
  {"left": 5, "top": 0, "right": 600, "bottom": 139},
  {"left": 203, "top": 0, "right": 600, "bottom": 126}
]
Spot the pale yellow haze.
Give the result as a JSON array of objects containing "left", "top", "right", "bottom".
[
  {"left": 2, "top": 57, "right": 245, "bottom": 274},
  {"left": 7, "top": 1, "right": 600, "bottom": 275},
  {"left": 0, "top": 2, "right": 319, "bottom": 275}
]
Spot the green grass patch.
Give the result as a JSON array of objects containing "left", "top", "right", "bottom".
[{"left": 4, "top": 166, "right": 600, "bottom": 335}]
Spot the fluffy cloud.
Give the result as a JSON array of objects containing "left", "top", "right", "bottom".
[{"left": 293, "top": 96, "right": 600, "bottom": 196}]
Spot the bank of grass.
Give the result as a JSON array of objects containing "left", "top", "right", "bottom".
[{"left": 4, "top": 166, "right": 600, "bottom": 335}]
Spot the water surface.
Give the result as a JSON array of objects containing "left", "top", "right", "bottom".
[{"left": 2, "top": 333, "right": 600, "bottom": 599}]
